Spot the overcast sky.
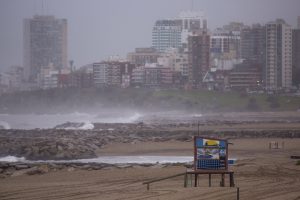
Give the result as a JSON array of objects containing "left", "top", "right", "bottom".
[{"left": 0, "top": 0, "right": 299, "bottom": 71}]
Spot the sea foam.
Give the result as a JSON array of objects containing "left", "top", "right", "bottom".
[
  {"left": 0, "top": 156, "right": 193, "bottom": 164},
  {"left": 0, "top": 156, "right": 26, "bottom": 162}
]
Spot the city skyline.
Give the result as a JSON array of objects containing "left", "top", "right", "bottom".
[{"left": 0, "top": 0, "right": 299, "bottom": 71}]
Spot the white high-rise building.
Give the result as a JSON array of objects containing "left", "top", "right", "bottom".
[
  {"left": 23, "top": 15, "right": 68, "bottom": 82},
  {"left": 152, "top": 19, "right": 182, "bottom": 52},
  {"left": 265, "top": 19, "right": 292, "bottom": 91},
  {"left": 178, "top": 11, "right": 206, "bottom": 45},
  {"left": 152, "top": 11, "right": 207, "bottom": 52}
]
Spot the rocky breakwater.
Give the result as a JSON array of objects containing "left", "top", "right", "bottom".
[
  {"left": 1, "top": 122, "right": 300, "bottom": 161},
  {"left": 0, "top": 123, "right": 193, "bottom": 161},
  {"left": 0, "top": 129, "right": 108, "bottom": 160}
]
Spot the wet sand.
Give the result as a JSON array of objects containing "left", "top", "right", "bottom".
[{"left": 1, "top": 138, "right": 300, "bottom": 200}]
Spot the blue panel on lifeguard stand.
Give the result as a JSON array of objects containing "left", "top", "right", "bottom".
[
  {"left": 198, "top": 159, "right": 222, "bottom": 170},
  {"left": 219, "top": 140, "right": 226, "bottom": 148},
  {"left": 196, "top": 138, "right": 203, "bottom": 147}
]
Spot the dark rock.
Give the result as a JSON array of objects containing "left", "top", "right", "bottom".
[
  {"left": 4, "top": 167, "right": 15, "bottom": 176},
  {"left": 26, "top": 166, "right": 47, "bottom": 175},
  {"left": 91, "top": 165, "right": 102, "bottom": 170},
  {"left": 0, "top": 163, "right": 9, "bottom": 169},
  {"left": 15, "top": 164, "right": 29, "bottom": 170},
  {"left": 12, "top": 168, "right": 32, "bottom": 177},
  {"left": 80, "top": 164, "right": 91, "bottom": 170}
]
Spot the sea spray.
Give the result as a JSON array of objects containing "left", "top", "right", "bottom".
[
  {"left": 0, "top": 121, "right": 10, "bottom": 129},
  {"left": 0, "top": 112, "right": 142, "bottom": 129}
]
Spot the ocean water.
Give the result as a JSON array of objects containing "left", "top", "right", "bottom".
[
  {"left": 0, "top": 155, "right": 193, "bottom": 164},
  {"left": 0, "top": 155, "right": 237, "bottom": 165},
  {"left": 0, "top": 112, "right": 142, "bottom": 130},
  {"left": 0, "top": 111, "right": 203, "bottom": 130}
]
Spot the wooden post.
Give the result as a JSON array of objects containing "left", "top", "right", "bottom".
[
  {"left": 220, "top": 174, "right": 225, "bottom": 187},
  {"left": 237, "top": 187, "right": 240, "bottom": 200},
  {"left": 143, "top": 172, "right": 186, "bottom": 190},
  {"left": 209, "top": 174, "right": 211, "bottom": 187},
  {"left": 194, "top": 174, "right": 198, "bottom": 187},
  {"left": 230, "top": 172, "right": 235, "bottom": 187},
  {"left": 184, "top": 172, "right": 187, "bottom": 188}
]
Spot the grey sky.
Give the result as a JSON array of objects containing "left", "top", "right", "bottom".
[{"left": 0, "top": 0, "right": 299, "bottom": 71}]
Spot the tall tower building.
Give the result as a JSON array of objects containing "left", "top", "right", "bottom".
[
  {"left": 188, "top": 32, "right": 210, "bottom": 87},
  {"left": 293, "top": 29, "right": 300, "bottom": 87},
  {"left": 23, "top": 15, "right": 68, "bottom": 82},
  {"left": 241, "top": 24, "right": 266, "bottom": 64},
  {"left": 152, "top": 11, "right": 207, "bottom": 52},
  {"left": 265, "top": 19, "right": 292, "bottom": 91},
  {"left": 152, "top": 20, "right": 182, "bottom": 52}
]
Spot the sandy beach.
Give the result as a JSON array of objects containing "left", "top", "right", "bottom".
[{"left": 1, "top": 137, "right": 300, "bottom": 200}]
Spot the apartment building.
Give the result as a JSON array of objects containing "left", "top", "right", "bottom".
[
  {"left": 265, "top": 19, "right": 292, "bottom": 91},
  {"left": 23, "top": 15, "right": 68, "bottom": 82}
]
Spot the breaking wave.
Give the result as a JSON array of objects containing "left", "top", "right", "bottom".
[
  {"left": 0, "top": 112, "right": 142, "bottom": 129},
  {"left": 0, "top": 121, "right": 10, "bottom": 129},
  {"left": 63, "top": 122, "right": 95, "bottom": 130},
  {"left": 0, "top": 156, "right": 26, "bottom": 162}
]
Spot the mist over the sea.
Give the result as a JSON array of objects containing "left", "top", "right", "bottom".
[{"left": 0, "top": 111, "right": 143, "bottom": 129}]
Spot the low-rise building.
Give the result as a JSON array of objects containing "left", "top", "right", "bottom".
[
  {"left": 144, "top": 63, "right": 173, "bottom": 88},
  {"left": 38, "top": 68, "right": 59, "bottom": 89},
  {"left": 131, "top": 66, "right": 145, "bottom": 87},
  {"left": 38, "top": 64, "right": 71, "bottom": 89},
  {"left": 0, "top": 72, "right": 10, "bottom": 94},
  {"left": 127, "top": 47, "right": 160, "bottom": 66},
  {"left": 93, "top": 61, "right": 135, "bottom": 87},
  {"left": 157, "top": 48, "right": 188, "bottom": 78},
  {"left": 228, "top": 61, "right": 262, "bottom": 90},
  {"left": 0, "top": 66, "right": 26, "bottom": 93}
]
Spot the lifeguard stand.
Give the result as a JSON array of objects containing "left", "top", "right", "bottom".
[
  {"left": 143, "top": 136, "right": 235, "bottom": 190},
  {"left": 184, "top": 136, "right": 235, "bottom": 187}
]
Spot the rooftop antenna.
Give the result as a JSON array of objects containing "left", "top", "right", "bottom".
[
  {"left": 33, "top": 0, "right": 37, "bottom": 15},
  {"left": 197, "top": 121, "right": 200, "bottom": 136},
  {"left": 191, "top": 0, "right": 194, "bottom": 11},
  {"left": 42, "top": 0, "right": 45, "bottom": 15}
]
